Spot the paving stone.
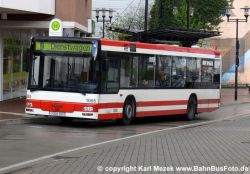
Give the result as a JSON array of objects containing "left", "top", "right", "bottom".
[{"left": 8, "top": 116, "right": 250, "bottom": 174}]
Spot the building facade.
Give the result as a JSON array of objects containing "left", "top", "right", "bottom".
[
  {"left": 0, "top": 0, "right": 92, "bottom": 101},
  {"left": 207, "top": 0, "right": 250, "bottom": 85}
]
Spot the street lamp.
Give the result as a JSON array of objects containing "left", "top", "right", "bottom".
[
  {"left": 94, "top": 8, "right": 115, "bottom": 38},
  {"left": 226, "top": 4, "right": 250, "bottom": 101}
]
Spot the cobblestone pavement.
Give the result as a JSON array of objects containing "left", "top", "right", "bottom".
[
  {"left": 0, "top": 97, "right": 25, "bottom": 114},
  {"left": 221, "top": 88, "right": 250, "bottom": 106},
  {"left": 5, "top": 115, "right": 250, "bottom": 174}
]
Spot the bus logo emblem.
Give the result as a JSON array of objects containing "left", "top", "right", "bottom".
[{"left": 52, "top": 104, "right": 63, "bottom": 111}]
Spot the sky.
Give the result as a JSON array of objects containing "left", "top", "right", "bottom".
[
  {"left": 93, "top": 0, "right": 137, "bottom": 13},
  {"left": 92, "top": 0, "right": 154, "bottom": 36}
]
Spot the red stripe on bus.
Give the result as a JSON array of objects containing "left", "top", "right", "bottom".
[
  {"left": 198, "top": 99, "right": 220, "bottom": 104},
  {"left": 136, "top": 109, "right": 187, "bottom": 117},
  {"left": 98, "top": 103, "right": 123, "bottom": 109},
  {"left": 208, "top": 99, "right": 220, "bottom": 103},
  {"left": 26, "top": 99, "right": 220, "bottom": 113},
  {"left": 98, "top": 113, "right": 123, "bottom": 120},
  {"left": 26, "top": 99, "right": 123, "bottom": 112},
  {"left": 137, "top": 99, "right": 219, "bottom": 107},
  {"left": 137, "top": 100, "right": 188, "bottom": 107},
  {"left": 25, "top": 100, "right": 121, "bottom": 111},
  {"left": 98, "top": 107, "right": 219, "bottom": 120},
  {"left": 26, "top": 99, "right": 99, "bottom": 112},
  {"left": 101, "top": 39, "right": 220, "bottom": 56}
]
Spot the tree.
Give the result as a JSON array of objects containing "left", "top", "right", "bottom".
[
  {"left": 105, "top": 2, "right": 148, "bottom": 40},
  {"left": 149, "top": 0, "right": 176, "bottom": 29},
  {"left": 150, "top": 0, "right": 228, "bottom": 30}
]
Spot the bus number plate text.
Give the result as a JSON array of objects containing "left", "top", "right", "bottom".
[{"left": 49, "top": 112, "right": 66, "bottom": 116}]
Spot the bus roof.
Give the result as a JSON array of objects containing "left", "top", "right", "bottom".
[
  {"left": 100, "top": 39, "right": 221, "bottom": 57},
  {"left": 31, "top": 37, "right": 220, "bottom": 57}
]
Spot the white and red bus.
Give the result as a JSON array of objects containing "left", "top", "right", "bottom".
[{"left": 25, "top": 37, "right": 221, "bottom": 125}]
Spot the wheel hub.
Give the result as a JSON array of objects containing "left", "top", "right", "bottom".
[{"left": 126, "top": 105, "right": 133, "bottom": 119}]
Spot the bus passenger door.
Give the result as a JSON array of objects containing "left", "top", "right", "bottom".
[{"left": 101, "top": 56, "right": 120, "bottom": 94}]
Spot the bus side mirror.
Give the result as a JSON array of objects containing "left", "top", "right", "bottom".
[{"left": 102, "top": 59, "right": 109, "bottom": 71}]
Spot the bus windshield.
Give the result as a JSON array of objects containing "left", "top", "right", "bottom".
[{"left": 29, "top": 55, "right": 99, "bottom": 93}]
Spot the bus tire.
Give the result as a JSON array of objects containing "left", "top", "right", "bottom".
[
  {"left": 60, "top": 117, "right": 73, "bottom": 124},
  {"left": 185, "top": 97, "right": 197, "bottom": 120},
  {"left": 120, "top": 99, "right": 135, "bottom": 125}
]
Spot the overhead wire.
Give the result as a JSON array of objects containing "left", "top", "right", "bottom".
[
  {"left": 110, "top": 0, "right": 140, "bottom": 26},
  {"left": 127, "top": 0, "right": 143, "bottom": 30}
]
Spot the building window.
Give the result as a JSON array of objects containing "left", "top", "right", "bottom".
[{"left": 2, "top": 32, "right": 30, "bottom": 100}]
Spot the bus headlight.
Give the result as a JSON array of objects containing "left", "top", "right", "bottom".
[
  {"left": 83, "top": 106, "right": 93, "bottom": 112},
  {"left": 26, "top": 102, "right": 33, "bottom": 107}
]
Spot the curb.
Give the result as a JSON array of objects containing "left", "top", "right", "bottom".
[{"left": 0, "top": 111, "right": 48, "bottom": 125}]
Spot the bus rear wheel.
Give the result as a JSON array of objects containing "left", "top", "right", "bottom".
[
  {"left": 185, "top": 97, "right": 197, "bottom": 120},
  {"left": 119, "top": 99, "right": 135, "bottom": 125}
]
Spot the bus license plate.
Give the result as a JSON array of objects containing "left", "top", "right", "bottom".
[{"left": 49, "top": 112, "right": 66, "bottom": 116}]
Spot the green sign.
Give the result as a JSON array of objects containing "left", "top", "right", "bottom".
[
  {"left": 51, "top": 21, "right": 60, "bottom": 31},
  {"left": 49, "top": 18, "right": 63, "bottom": 36},
  {"left": 35, "top": 42, "right": 92, "bottom": 53}
]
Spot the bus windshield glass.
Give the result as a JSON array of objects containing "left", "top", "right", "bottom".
[
  {"left": 29, "top": 40, "right": 99, "bottom": 93},
  {"left": 29, "top": 55, "right": 99, "bottom": 93}
]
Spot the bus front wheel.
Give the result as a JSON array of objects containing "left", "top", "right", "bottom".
[
  {"left": 119, "top": 99, "right": 135, "bottom": 125},
  {"left": 185, "top": 97, "right": 197, "bottom": 120}
]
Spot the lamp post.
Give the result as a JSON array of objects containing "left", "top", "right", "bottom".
[
  {"left": 226, "top": 5, "right": 250, "bottom": 101},
  {"left": 186, "top": 0, "right": 190, "bottom": 30},
  {"left": 94, "top": 8, "right": 114, "bottom": 38},
  {"left": 144, "top": 0, "right": 148, "bottom": 32}
]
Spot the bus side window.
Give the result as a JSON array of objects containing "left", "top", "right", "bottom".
[
  {"left": 101, "top": 54, "right": 120, "bottom": 93},
  {"left": 156, "top": 56, "right": 171, "bottom": 88},
  {"left": 171, "top": 57, "right": 186, "bottom": 88},
  {"left": 214, "top": 60, "right": 221, "bottom": 88},
  {"left": 201, "top": 60, "right": 214, "bottom": 83},
  {"left": 120, "top": 55, "right": 139, "bottom": 88},
  {"left": 130, "top": 56, "right": 139, "bottom": 87},
  {"left": 139, "top": 55, "right": 156, "bottom": 88},
  {"left": 186, "top": 58, "right": 198, "bottom": 89},
  {"left": 120, "top": 55, "right": 132, "bottom": 88}
]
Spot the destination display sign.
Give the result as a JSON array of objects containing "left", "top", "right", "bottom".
[{"left": 35, "top": 42, "right": 93, "bottom": 54}]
